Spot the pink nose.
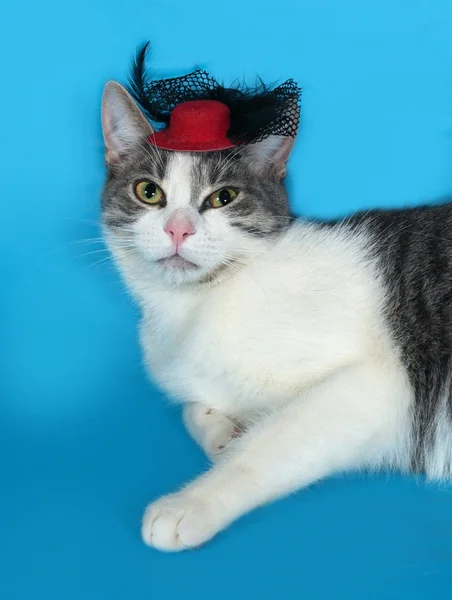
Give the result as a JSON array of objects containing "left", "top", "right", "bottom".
[{"left": 164, "top": 218, "right": 195, "bottom": 248}]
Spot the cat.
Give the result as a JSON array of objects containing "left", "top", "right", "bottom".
[{"left": 101, "top": 80, "right": 452, "bottom": 552}]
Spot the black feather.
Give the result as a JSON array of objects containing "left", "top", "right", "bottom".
[
  {"left": 127, "top": 42, "right": 171, "bottom": 124},
  {"left": 127, "top": 42, "right": 301, "bottom": 144}
]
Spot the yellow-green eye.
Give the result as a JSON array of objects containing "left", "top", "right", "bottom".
[
  {"left": 207, "top": 188, "right": 238, "bottom": 209},
  {"left": 134, "top": 180, "right": 165, "bottom": 205}
]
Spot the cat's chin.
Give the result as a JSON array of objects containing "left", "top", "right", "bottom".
[
  {"left": 156, "top": 255, "right": 198, "bottom": 271},
  {"left": 153, "top": 256, "right": 234, "bottom": 286},
  {"left": 153, "top": 255, "right": 208, "bottom": 285}
]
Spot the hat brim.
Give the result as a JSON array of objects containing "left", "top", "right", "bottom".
[{"left": 148, "top": 131, "right": 235, "bottom": 152}]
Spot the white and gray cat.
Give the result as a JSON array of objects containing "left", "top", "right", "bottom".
[{"left": 101, "top": 81, "right": 452, "bottom": 551}]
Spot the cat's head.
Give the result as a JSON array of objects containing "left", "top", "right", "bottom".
[{"left": 101, "top": 82, "right": 297, "bottom": 286}]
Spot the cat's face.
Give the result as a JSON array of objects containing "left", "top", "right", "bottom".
[{"left": 101, "top": 82, "right": 296, "bottom": 286}]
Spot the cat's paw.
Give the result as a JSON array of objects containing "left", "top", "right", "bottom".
[
  {"left": 141, "top": 491, "right": 223, "bottom": 551},
  {"left": 183, "top": 404, "right": 242, "bottom": 459}
]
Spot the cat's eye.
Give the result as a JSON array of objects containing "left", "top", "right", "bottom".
[
  {"left": 134, "top": 180, "right": 165, "bottom": 205},
  {"left": 205, "top": 188, "right": 238, "bottom": 209}
]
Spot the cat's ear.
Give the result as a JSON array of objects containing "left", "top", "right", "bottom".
[
  {"left": 101, "top": 81, "right": 154, "bottom": 164},
  {"left": 244, "top": 135, "right": 296, "bottom": 179},
  {"left": 242, "top": 99, "right": 299, "bottom": 178}
]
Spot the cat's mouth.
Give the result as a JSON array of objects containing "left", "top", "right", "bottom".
[{"left": 156, "top": 255, "right": 198, "bottom": 270}]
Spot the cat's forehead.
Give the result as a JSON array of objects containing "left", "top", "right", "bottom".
[
  {"left": 149, "top": 150, "right": 240, "bottom": 206},
  {"left": 142, "top": 147, "right": 234, "bottom": 179},
  {"left": 161, "top": 154, "right": 197, "bottom": 208},
  {"left": 162, "top": 151, "right": 229, "bottom": 183},
  {"left": 164, "top": 153, "right": 198, "bottom": 186}
]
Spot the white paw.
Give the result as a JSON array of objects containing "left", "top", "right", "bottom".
[
  {"left": 141, "top": 491, "right": 223, "bottom": 551},
  {"left": 183, "top": 404, "right": 242, "bottom": 459}
]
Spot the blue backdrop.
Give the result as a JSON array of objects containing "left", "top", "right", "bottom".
[{"left": 2, "top": 1, "right": 452, "bottom": 598}]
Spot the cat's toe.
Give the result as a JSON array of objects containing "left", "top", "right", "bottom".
[{"left": 141, "top": 492, "right": 221, "bottom": 551}]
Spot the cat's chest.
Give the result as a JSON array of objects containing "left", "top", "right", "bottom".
[
  {"left": 141, "top": 309, "right": 296, "bottom": 415},
  {"left": 140, "top": 278, "right": 361, "bottom": 417}
]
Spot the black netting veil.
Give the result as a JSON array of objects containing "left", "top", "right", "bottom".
[{"left": 127, "top": 43, "right": 301, "bottom": 145}]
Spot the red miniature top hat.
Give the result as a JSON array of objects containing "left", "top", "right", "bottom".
[{"left": 148, "top": 100, "right": 235, "bottom": 152}]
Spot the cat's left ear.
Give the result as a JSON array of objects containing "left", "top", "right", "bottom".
[
  {"left": 242, "top": 99, "right": 299, "bottom": 178},
  {"left": 244, "top": 134, "right": 296, "bottom": 179}
]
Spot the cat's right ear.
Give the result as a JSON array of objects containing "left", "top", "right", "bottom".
[{"left": 101, "top": 81, "right": 154, "bottom": 165}]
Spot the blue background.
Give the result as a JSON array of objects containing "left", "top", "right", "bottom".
[{"left": 2, "top": 1, "right": 452, "bottom": 598}]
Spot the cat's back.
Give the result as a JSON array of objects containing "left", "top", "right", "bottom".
[
  {"left": 304, "top": 198, "right": 452, "bottom": 376},
  {"left": 347, "top": 199, "right": 452, "bottom": 473},
  {"left": 350, "top": 199, "right": 452, "bottom": 341}
]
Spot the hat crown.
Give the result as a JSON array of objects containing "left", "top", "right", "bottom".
[{"left": 168, "top": 100, "right": 230, "bottom": 143}]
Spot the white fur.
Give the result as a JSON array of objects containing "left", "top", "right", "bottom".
[
  {"left": 182, "top": 404, "right": 239, "bottom": 459},
  {"left": 424, "top": 373, "right": 452, "bottom": 479},
  {"left": 106, "top": 153, "right": 416, "bottom": 552}
]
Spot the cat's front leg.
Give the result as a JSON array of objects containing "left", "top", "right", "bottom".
[
  {"left": 182, "top": 403, "right": 242, "bottom": 460},
  {"left": 142, "top": 362, "right": 410, "bottom": 551}
]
